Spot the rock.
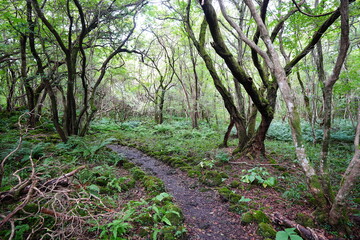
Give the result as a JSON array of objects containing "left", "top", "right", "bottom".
[{"left": 257, "top": 223, "right": 276, "bottom": 238}]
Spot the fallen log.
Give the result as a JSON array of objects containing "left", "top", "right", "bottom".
[{"left": 272, "top": 212, "right": 329, "bottom": 240}]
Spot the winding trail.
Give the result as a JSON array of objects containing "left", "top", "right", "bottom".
[{"left": 109, "top": 145, "right": 249, "bottom": 240}]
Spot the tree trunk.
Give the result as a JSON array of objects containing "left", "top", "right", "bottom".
[
  {"left": 329, "top": 104, "right": 360, "bottom": 225},
  {"left": 221, "top": 118, "right": 235, "bottom": 148},
  {"left": 243, "top": 0, "right": 329, "bottom": 207}
]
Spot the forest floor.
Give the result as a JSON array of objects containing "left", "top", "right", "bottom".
[
  {"left": 109, "top": 145, "right": 250, "bottom": 239},
  {"left": 1, "top": 116, "right": 359, "bottom": 239},
  {"left": 108, "top": 144, "right": 360, "bottom": 240}
]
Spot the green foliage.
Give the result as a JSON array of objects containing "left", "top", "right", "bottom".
[
  {"left": 267, "top": 120, "right": 355, "bottom": 143},
  {"left": 276, "top": 228, "right": 303, "bottom": 240},
  {"left": 241, "top": 167, "right": 276, "bottom": 188},
  {"left": 56, "top": 136, "right": 116, "bottom": 160},
  {"left": 98, "top": 210, "right": 133, "bottom": 240},
  {"left": 215, "top": 151, "right": 231, "bottom": 163}
]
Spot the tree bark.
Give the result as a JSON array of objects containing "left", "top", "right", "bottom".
[{"left": 184, "top": 8, "right": 249, "bottom": 150}]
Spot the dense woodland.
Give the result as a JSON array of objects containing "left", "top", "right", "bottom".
[{"left": 0, "top": 0, "right": 359, "bottom": 239}]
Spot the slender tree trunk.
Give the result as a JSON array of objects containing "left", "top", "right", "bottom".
[
  {"left": 221, "top": 118, "right": 235, "bottom": 148},
  {"left": 329, "top": 105, "right": 360, "bottom": 225},
  {"left": 6, "top": 70, "right": 17, "bottom": 112}
]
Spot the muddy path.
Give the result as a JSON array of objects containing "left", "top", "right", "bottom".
[{"left": 109, "top": 145, "right": 251, "bottom": 240}]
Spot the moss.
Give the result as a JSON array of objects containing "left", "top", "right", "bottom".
[
  {"left": 200, "top": 170, "right": 223, "bottom": 187},
  {"left": 229, "top": 180, "right": 240, "bottom": 188},
  {"left": 218, "top": 187, "right": 232, "bottom": 201},
  {"left": 296, "top": 213, "right": 315, "bottom": 228},
  {"left": 253, "top": 210, "right": 270, "bottom": 223},
  {"left": 130, "top": 167, "right": 146, "bottom": 180},
  {"left": 164, "top": 204, "right": 184, "bottom": 225},
  {"left": 313, "top": 209, "right": 327, "bottom": 224},
  {"left": 241, "top": 211, "right": 254, "bottom": 224},
  {"left": 220, "top": 172, "right": 229, "bottom": 178},
  {"left": 229, "top": 203, "right": 248, "bottom": 214},
  {"left": 218, "top": 187, "right": 241, "bottom": 204},
  {"left": 143, "top": 176, "right": 165, "bottom": 195},
  {"left": 187, "top": 170, "right": 201, "bottom": 178},
  {"left": 257, "top": 223, "right": 276, "bottom": 238},
  {"left": 123, "top": 162, "right": 136, "bottom": 170}
]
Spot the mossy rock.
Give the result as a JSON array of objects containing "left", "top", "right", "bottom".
[
  {"left": 218, "top": 187, "right": 240, "bottom": 203},
  {"left": 253, "top": 210, "right": 270, "bottom": 223},
  {"left": 130, "top": 167, "right": 146, "bottom": 180},
  {"left": 200, "top": 171, "right": 223, "bottom": 187},
  {"left": 257, "top": 223, "right": 276, "bottom": 238},
  {"left": 123, "top": 162, "right": 136, "bottom": 170},
  {"left": 229, "top": 180, "right": 240, "bottom": 188},
  {"left": 241, "top": 211, "right": 254, "bottom": 224},
  {"left": 296, "top": 213, "right": 315, "bottom": 228},
  {"left": 143, "top": 176, "right": 165, "bottom": 195},
  {"left": 187, "top": 170, "right": 201, "bottom": 178}
]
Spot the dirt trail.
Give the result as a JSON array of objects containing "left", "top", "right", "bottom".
[{"left": 109, "top": 145, "right": 250, "bottom": 240}]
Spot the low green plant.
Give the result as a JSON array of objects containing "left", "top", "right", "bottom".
[
  {"left": 56, "top": 136, "right": 116, "bottom": 160},
  {"left": 98, "top": 210, "right": 134, "bottom": 240},
  {"left": 276, "top": 228, "right": 303, "bottom": 240},
  {"left": 215, "top": 151, "right": 231, "bottom": 163},
  {"left": 198, "top": 159, "right": 215, "bottom": 169},
  {"left": 241, "top": 167, "right": 276, "bottom": 188}
]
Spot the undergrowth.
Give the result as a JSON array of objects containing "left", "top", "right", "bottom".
[{"left": 0, "top": 114, "right": 186, "bottom": 239}]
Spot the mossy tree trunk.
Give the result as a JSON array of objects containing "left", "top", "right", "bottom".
[
  {"left": 242, "top": 0, "right": 330, "bottom": 207},
  {"left": 329, "top": 104, "right": 360, "bottom": 225}
]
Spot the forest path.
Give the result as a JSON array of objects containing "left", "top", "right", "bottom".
[{"left": 108, "top": 145, "right": 250, "bottom": 240}]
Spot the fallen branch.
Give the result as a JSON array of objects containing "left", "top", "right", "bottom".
[
  {"left": 0, "top": 165, "right": 86, "bottom": 204},
  {"left": 40, "top": 208, "right": 87, "bottom": 224},
  {"left": 272, "top": 212, "right": 329, "bottom": 240},
  {"left": 39, "top": 165, "right": 86, "bottom": 191},
  {"left": 0, "top": 156, "right": 37, "bottom": 228}
]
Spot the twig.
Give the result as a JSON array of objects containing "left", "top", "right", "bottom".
[
  {"left": 0, "top": 214, "right": 14, "bottom": 240},
  {"left": 40, "top": 208, "right": 87, "bottom": 224},
  {"left": 0, "top": 155, "right": 37, "bottom": 228}
]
